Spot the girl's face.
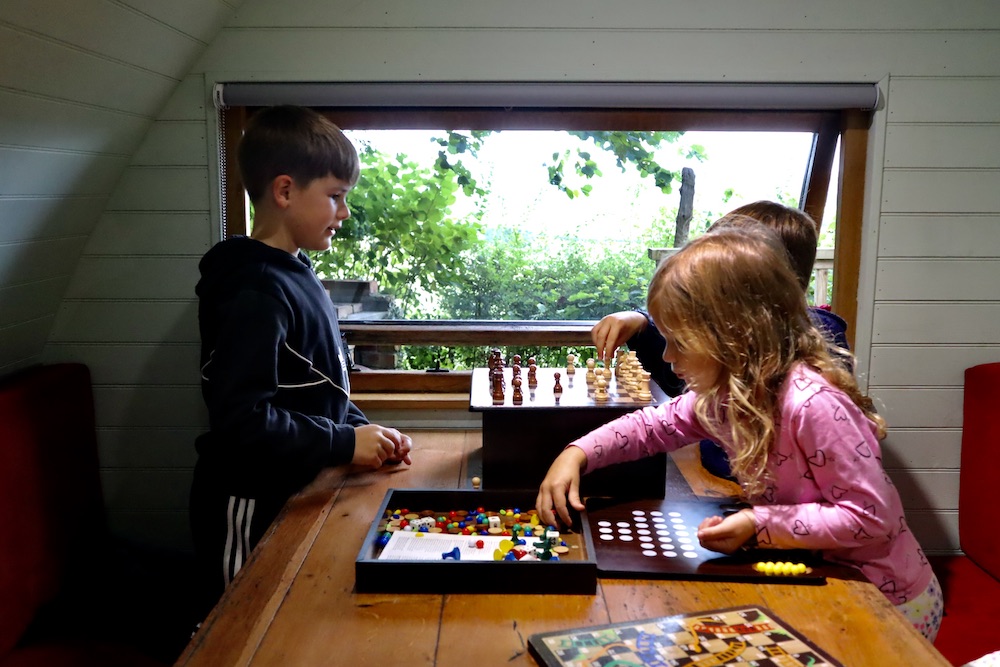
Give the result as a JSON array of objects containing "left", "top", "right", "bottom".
[{"left": 661, "top": 331, "right": 722, "bottom": 394}]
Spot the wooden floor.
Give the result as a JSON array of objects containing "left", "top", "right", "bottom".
[{"left": 177, "top": 429, "right": 950, "bottom": 667}]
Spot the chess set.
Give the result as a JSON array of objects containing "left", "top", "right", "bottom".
[
  {"left": 472, "top": 349, "right": 662, "bottom": 410},
  {"left": 527, "top": 605, "right": 845, "bottom": 667},
  {"left": 469, "top": 349, "right": 669, "bottom": 499}
]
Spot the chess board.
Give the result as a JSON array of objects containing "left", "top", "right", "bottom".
[
  {"left": 470, "top": 365, "right": 669, "bottom": 499},
  {"left": 528, "top": 605, "right": 845, "bottom": 667},
  {"left": 469, "top": 366, "right": 667, "bottom": 410},
  {"left": 585, "top": 497, "right": 828, "bottom": 584}
]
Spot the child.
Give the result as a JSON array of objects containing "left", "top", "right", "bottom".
[
  {"left": 592, "top": 201, "right": 850, "bottom": 479},
  {"left": 592, "top": 201, "right": 849, "bottom": 385},
  {"left": 190, "top": 106, "right": 412, "bottom": 612},
  {"left": 537, "top": 225, "right": 942, "bottom": 641}
]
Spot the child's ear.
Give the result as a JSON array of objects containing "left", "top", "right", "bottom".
[{"left": 271, "top": 174, "right": 295, "bottom": 208}]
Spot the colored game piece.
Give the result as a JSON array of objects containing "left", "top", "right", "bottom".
[
  {"left": 566, "top": 353, "right": 576, "bottom": 375},
  {"left": 527, "top": 363, "right": 538, "bottom": 388},
  {"left": 585, "top": 358, "right": 596, "bottom": 384},
  {"left": 471, "top": 476, "right": 481, "bottom": 489},
  {"left": 512, "top": 376, "right": 523, "bottom": 404},
  {"left": 552, "top": 371, "right": 563, "bottom": 394},
  {"left": 442, "top": 547, "right": 461, "bottom": 560}
]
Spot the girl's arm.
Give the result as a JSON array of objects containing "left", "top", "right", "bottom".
[{"left": 753, "top": 388, "right": 898, "bottom": 551}]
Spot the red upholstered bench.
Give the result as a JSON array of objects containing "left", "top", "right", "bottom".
[
  {"left": 0, "top": 364, "right": 167, "bottom": 667},
  {"left": 932, "top": 362, "right": 1000, "bottom": 667}
]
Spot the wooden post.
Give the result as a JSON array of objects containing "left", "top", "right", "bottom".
[{"left": 673, "top": 167, "right": 695, "bottom": 247}]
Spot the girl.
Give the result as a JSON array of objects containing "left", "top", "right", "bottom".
[{"left": 536, "top": 224, "right": 942, "bottom": 641}]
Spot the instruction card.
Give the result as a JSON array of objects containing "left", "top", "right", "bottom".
[{"left": 377, "top": 530, "right": 512, "bottom": 561}]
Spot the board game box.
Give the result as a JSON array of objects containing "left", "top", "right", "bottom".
[
  {"left": 585, "top": 497, "right": 832, "bottom": 585},
  {"left": 527, "top": 605, "right": 845, "bottom": 667},
  {"left": 355, "top": 488, "right": 597, "bottom": 594}
]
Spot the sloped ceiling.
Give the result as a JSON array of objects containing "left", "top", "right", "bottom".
[{"left": 0, "top": 0, "right": 242, "bottom": 374}]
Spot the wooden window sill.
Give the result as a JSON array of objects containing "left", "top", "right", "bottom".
[{"left": 351, "top": 392, "right": 471, "bottom": 411}]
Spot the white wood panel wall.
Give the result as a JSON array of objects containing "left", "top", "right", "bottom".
[
  {"left": 19, "top": 0, "right": 1000, "bottom": 553},
  {"left": 0, "top": 0, "right": 239, "bottom": 375},
  {"left": 0, "top": 0, "right": 241, "bottom": 549}
]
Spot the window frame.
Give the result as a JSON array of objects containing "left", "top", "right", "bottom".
[{"left": 218, "top": 105, "right": 868, "bottom": 370}]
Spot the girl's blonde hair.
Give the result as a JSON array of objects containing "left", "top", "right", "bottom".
[{"left": 647, "top": 225, "right": 885, "bottom": 496}]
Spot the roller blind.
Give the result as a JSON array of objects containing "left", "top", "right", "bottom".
[{"left": 213, "top": 82, "right": 880, "bottom": 111}]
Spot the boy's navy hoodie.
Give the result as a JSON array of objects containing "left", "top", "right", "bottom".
[
  {"left": 194, "top": 236, "right": 367, "bottom": 498},
  {"left": 191, "top": 237, "right": 368, "bottom": 602}
]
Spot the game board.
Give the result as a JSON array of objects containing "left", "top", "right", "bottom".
[
  {"left": 585, "top": 497, "right": 827, "bottom": 584},
  {"left": 355, "top": 488, "right": 598, "bottom": 594},
  {"left": 528, "top": 605, "right": 845, "bottom": 667},
  {"left": 469, "top": 352, "right": 670, "bottom": 499},
  {"left": 469, "top": 358, "right": 668, "bottom": 410}
]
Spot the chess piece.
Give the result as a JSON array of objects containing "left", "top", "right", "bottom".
[
  {"left": 527, "top": 363, "right": 538, "bottom": 388},
  {"left": 594, "top": 375, "right": 609, "bottom": 402},
  {"left": 585, "top": 357, "right": 597, "bottom": 384},
  {"left": 566, "top": 353, "right": 576, "bottom": 375},
  {"left": 512, "top": 363, "right": 521, "bottom": 379},
  {"left": 471, "top": 476, "right": 481, "bottom": 490},
  {"left": 553, "top": 371, "right": 563, "bottom": 395},
  {"left": 512, "top": 354, "right": 521, "bottom": 366},
  {"left": 491, "top": 370, "right": 504, "bottom": 404},
  {"left": 512, "top": 376, "right": 523, "bottom": 405},
  {"left": 638, "top": 371, "right": 652, "bottom": 402}
]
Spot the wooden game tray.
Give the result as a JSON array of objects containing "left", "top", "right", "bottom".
[
  {"left": 355, "top": 489, "right": 597, "bottom": 594},
  {"left": 585, "top": 497, "right": 835, "bottom": 585}
]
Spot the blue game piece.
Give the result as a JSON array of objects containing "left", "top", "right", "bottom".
[{"left": 442, "top": 547, "right": 461, "bottom": 560}]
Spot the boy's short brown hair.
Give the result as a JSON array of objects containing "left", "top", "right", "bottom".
[
  {"left": 708, "top": 201, "right": 819, "bottom": 290},
  {"left": 237, "top": 105, "right": 360, "bottom": 204}
]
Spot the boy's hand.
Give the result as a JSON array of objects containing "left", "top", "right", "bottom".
[
  {"left": 696, "top": 508, "right": 757, "bottom": 554},
  {"left": 536, "top": 446, "right": 588, "bottom": 528},
  {"left": 591, "top": 311, "right": 648, "bottom": 366},
  {"left": 352, "top": 424, "right": 412, "bottom": 468}
]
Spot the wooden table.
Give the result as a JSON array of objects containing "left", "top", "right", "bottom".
[{"left": 176, "top": 430, "right": 950, "bottom": 667}]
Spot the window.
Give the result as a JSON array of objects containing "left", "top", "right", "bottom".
[{"left": 217, "top": 84, "right": 871, "bottom": 373}]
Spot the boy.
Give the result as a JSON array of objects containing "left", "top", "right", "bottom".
[
  {"left": 190, "top": 106, "right": 411, "bottom": 611},
  {"left": 591, "top": 201, "right": 849, "bottom": 478}
]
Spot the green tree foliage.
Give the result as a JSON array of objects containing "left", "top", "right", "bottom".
[
  {"left": 545, "top": 131, "right": 705, "bottom": 199},
  {"left": 309, "top": 145, "right": 483, "bottom": 317}
]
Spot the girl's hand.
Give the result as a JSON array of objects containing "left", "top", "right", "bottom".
[
  {"left": 536, "top": 446, "right": 588, "bottom": 528},
  {"left": 697, "top": 508, "right": 757, "bottom": 554}
]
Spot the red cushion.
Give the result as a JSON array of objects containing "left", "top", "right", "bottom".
[
  {"left": 0, "top": 365, "right": 105, "bottom": 655},
  {"left": 932, "top": 555, "right": 1000, "bottom": 665},
  {"left": 960, "top": 362, "right": 1000, "bottom": 578},
  {"left": 0, "top": 641, "right": 165, "bottom": 667}
]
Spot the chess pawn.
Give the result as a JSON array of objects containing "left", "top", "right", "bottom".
[
  {"left": 512, "top": 354, "right": 522, "bottom": 367},
  {"left": 512, "top": 363, "right": 521, "bottom": 379},
  {"left": 637, "top": 371, "right": 652, "bottom": 402},
  {"left": 585, "top": 358, "right": 596, "bottom": 384},
  {"left": 566, "top": 353, "right": 576, "bottom": 375},
  {"left": 527, "top": 356, "right": 536, "bottom": 368},
  {"left": 527, "top": 363, "right": 538, "bottom": 388},
  {"left": 553, "top": 371, "right": 563, "bottom": 395},
  {"left": 512, "top": 376, "right": 523, "bottom": 405},
  {"left": 594, "top": 375, "right": 609, "bottom": 402}
]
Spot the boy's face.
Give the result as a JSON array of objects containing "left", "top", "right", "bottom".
[{"left": 284, "top": 174, "right": 353, "bottom": 252}]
